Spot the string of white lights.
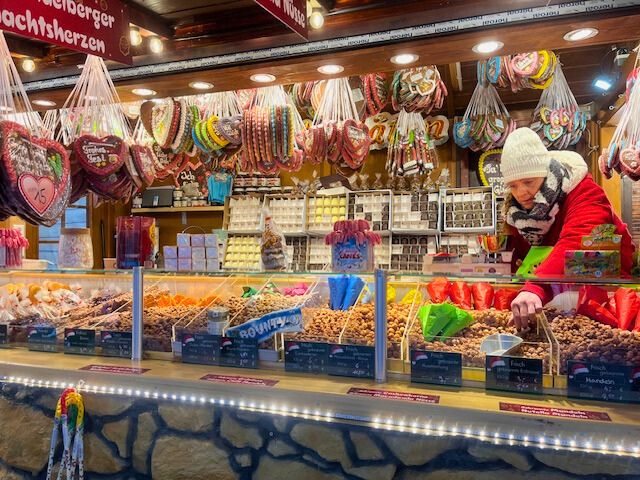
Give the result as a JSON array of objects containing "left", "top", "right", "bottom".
[{"left": 2, "top": 375, "right": 638, "bottom": 458}]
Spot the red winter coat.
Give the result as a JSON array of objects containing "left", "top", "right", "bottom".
[{"left": 509, "top": 174, "right": 635, "bottom": 304}]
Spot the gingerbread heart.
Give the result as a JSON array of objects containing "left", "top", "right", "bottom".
[
  {"left": 0, "top": 121, "right": 70, "bottom": 225},
  {"left": 130, "top": 144, "right": 156, "bottom": 186},
  {"left": 74, "top": 135, "right": 125, "bottom": 176},
  {"left": 620, "top": 148, "right": 640, "bottom": 177}
]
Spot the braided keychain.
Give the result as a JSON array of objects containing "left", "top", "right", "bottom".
[{"left": 46, "top": 386, "right": 85, "bottom": 480}]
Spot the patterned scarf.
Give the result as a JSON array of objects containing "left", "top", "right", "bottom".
[{"left": 505, "top": 159, "right": 571, "bottom": 245}]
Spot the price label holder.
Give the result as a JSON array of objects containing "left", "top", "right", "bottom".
[
  {"left": 567, "top": 360, "right": 640, "bottom": 404},
  {"left": 284, "top": 341, "right": 329, "bottom": 374},
  {"left": 410, "top": 349, "right": 462, "bottom": 387},
  {"left": 64, "top": 328, "right": 96, "bottom": 355},
  {"left": 100, "top": 331, "right": 132, "bottom": 358},
  {"left": 0, "top": 324, "right": 7, "bottom": 347},
  {"left": 181, "top": 332, "right": 221, "bottom": 366},
  {"left": 27, "top": 326, "right": 58, "bottom": 353},
  {"left": 485, "top": 355, "right": 543, "bottom": 394},
  {"left": 327, "top": 344, "right": 374, "bottom": 379},
  {"left": 219, "top": 337, "right": 259, "bottom": 369}
]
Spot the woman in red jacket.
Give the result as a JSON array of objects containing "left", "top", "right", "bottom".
[{"left": 501, "top": 127, "right": 635, "bottom": 330}]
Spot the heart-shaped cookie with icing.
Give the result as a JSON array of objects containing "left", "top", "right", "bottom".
[
  {"left": 130, "top": 144, "right": 157, "bottom": 186},
  {"left": 74, "top": 134, "right": 125, "bottom": 176},
  {"left": 0, "top": 121, "right": 71, "bottom": 225},
  {"left": 619, "top": 148, "right": 640, "bottom": 177}
]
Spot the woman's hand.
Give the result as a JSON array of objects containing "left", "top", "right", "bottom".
[{"left": 510, "top": 291, "right": 542, "bottom": 331}]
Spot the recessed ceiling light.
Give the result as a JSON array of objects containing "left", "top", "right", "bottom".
[
  {"left": 250, "top": 73, "right": 276, "bottom": 83},
  {"left": 189, "top": 81, "right": 214, "bottom": 90},
  {"left": 309, "top": 9, "right": 324, "bottom": 29},
  {"left": 149, "top": 36, "right": 163, "bottom": 54},
  {"left": 130, "top": 26, "right": 143, "bottom": 46},
  {"left": 21, "top": 58, "right": 36, "bottom": 73},
  {"left": 132, "top": 88, "right": 157, "bottom": 96},
  {"left": 33, "top": 99, "right": 56, "bottom": 107},
  {"left": 391, "top": 53, "right": 419, "bottom": 65},
  {"left": 564, "top": 28, "right": 598, "bottom": 42},
  {"left": 472, "top": 41, "right": 504, "bottom": 54},
  {"left": 317, "top": 64, "right": 344, "bottom": 75},
  {"left": 594, "top": 77, "right": 612, "bottom": 91}
]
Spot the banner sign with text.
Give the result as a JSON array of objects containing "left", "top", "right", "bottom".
[
  {"left": 254, "top": 0, "right": 307, "bottom": 40},
  {"left": 0, "top": 0, "right": 132, "bottom": 64}
]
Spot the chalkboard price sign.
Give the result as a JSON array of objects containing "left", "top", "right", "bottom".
[
  {"left": 100, "top": 331, "right": 132, "bottom": 358},
  {"left": 284, "top": 341, "right": 330, "bottom": 374},
  {"left": 219, "top": 337, "right": 259, "bottom": 369},
  {"left": 410, "top": 349, "right": 462, "bottom": 386},
  {"left": 327, "top": 344, "right": 374, "bottom": 379},
  {"left": 64, "top": 328, "right": 96, "bottom": 355},
  {"left": 478, "top": 149, "right": 506, "bottom": 196},
  {"left": 485, "top": 355, "right": 543, "bottom": 394},
  {"left": 567, "top": 360, "right": 640, "bottom": 404},
  {"left": 28, "top": 326, "right": 58, "bottom": 352}
]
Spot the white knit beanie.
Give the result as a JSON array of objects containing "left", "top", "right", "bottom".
[{"left": 500, "top": 127, "right": 550, "bottom": 184}]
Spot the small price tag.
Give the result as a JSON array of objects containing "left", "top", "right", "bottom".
[
  {"left": 485, "top": 355, "right": 543, "bottom": 394},
  {"left": 28, "top": 326, "right": 58, "bottom": 352},
  {"left": 410, "top": 349, "right": 462, "bottom": 386},
  {"left": 181, "top": 332, "right": 220, "bottom": 366},
  {"left": 567, "top": 360, "right": 640, "bottom": 404},
  {"left": 284, "top": 341, "right": 329, "bottom": 374},
  {"left": 327, "top": 344, "right": 374, "bottom": 379},
  {"left": 100, "top": 331, "right": 132, "bottom": 358},
  {"left": 64, "top": 328, "right": 96, "bottom": 355},
  {"left": 219, "top": 337, "right": 259, "bottom": 369},
  {"left": 0, "top": 324, "right": 7, "bottom": 347}
]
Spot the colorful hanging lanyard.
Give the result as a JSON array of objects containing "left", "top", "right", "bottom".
[{"left": 46, "top": 387, "right": 85, "bottom": 480}]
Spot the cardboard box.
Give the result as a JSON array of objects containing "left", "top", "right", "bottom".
[
  {"left": 164, "top": 258, "right": 178, "bottom": 271},
  {"left": 206, "top": 247, "right": 219, "bottom": 259},
  {"left": 163, "top": 246, "right": 178, "bottom": 259},
  {"left": 192, "top": 259, "right": 206, "bottom": 271},
  {"left": 581, "top": 224, "right": 622, "bottom": 251},
  {"left": 177, "top": 233, "right": 191, "bottom": 247},
  {"left": 205, "top": 234, "right": 218, "bottom": 247},
  {"left": 564, "top": 250, "right": 620, "bottom": 278},
  {"left": 192, "top": 247, "right": 206, "bottom": 260},
  {"left": 178, "top": 258, "right": 192, "bottom": 271},
  {"left": 178, "top": 246, "right": 192, "bottom": 259},
  {"left": 191, "top": 234, "right": 205, "bottom": 247},
  {"left": 206, "top": 259, "right": 220, "bottom": 271}
]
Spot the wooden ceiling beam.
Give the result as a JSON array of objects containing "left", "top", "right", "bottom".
[
  {"left": 126, "top": 1, "right": 174, "bottom": 39},
  {"left": 5, "top": 34, "right": 48, "bottom": 59}
]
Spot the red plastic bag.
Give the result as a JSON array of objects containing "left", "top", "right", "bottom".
[
  {"left": 427, "top": 277, "right": 451, "bottom": 303},
  {"left": 606, "top": 296, "right": 617, "bottom": 317},
  {"left": 614, "top": 288, "right": 640, "bottom": 330},
  {"left": 450, "top": 281, "right": 472, "bottom": 309},
  {"left": 472, "top": 283, "right": 494, "bottom": 310},
  {"left": 493, "top": 288, "right": 519, "bottom": 310},
  {"left": 576, "top": 285, "right": 610, "bottom": 318},
  {"left": 633, "top": 308, "right": 640, "bottom": 331},
  {"left": 583, "top": 299, "right": 618, "bottom": 327}
]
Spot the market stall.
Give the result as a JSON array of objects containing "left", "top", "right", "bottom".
[{"left": 2, "top": 1, "right": 640, "bottom": 478}]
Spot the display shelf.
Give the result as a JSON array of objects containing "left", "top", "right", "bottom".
[
  {"left": 441, "top": 186, "right": 496, "bottom": 233},
  {"left": 392, "top": 191, "right": 440, "bottom": 232},
  {"left": 131, "top": 206, "right": 225, "bottom": 214},
  {"left": 348, "top": 190, "right": 393, "bottom": 232}
]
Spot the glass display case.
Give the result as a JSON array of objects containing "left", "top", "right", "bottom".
[{"left": 2, "top": 269, "right": 640, "bottom": 400}]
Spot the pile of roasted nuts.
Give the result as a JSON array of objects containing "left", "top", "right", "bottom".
[{"left": 548, "top": 310, "right": 640, "bottom": 374}]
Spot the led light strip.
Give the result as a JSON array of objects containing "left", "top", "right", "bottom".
[
  {"left": 22, "top": 0, "right": 640, "bottom": 93},
  {"left": 3, "top": 375, "right": 639, "bottom": 457}
]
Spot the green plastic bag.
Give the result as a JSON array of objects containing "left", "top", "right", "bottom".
[
  {"left": 419, "top": 303, "right": 457, "bottom": 342},
  {"left": 516, "top": 246, "right": 553, "bottom": 278},
  {"left": 440, "top": 308, "right": 474, "bottom": 339}
]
